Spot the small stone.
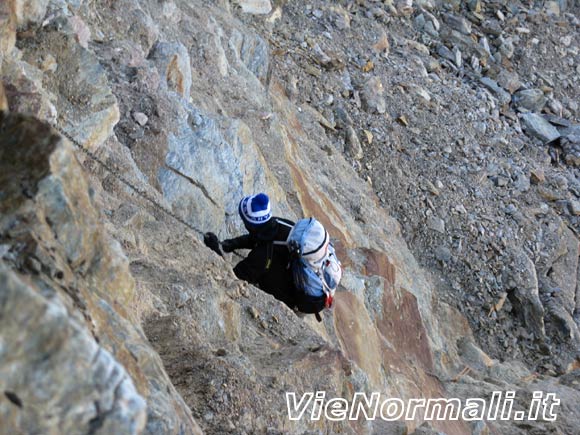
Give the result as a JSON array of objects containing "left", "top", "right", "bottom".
[
  {"left": 363, "top": 130, "right": 373, "bottom": 144},
  {"left": 248, "top": 306, "right": 259, "bottom": 319},
  {"left": 427, "top": 216, "right": 446, "bottom": 234},
  {"left": 360, "top": 77, "right": 386, "bottom": 114},
  {"left": 480, "top": 77, "right": 511, "bottom": 106},
  {"left": 132, "top": 112, "right": 148, "bottom": 126},
  {"left": 569, "top": 200, "right": 580, "bottom": 216},
  {"left": 238, "top": 0, "right": 272, "bottom": 14},
  {"left": 513, "top": 174, "right": 530, "bottom": 192},
  {"left": 39, "top": 54, "right": 58, "bottom": 73},
  {"left": 397, "top": 115, "right": 409, "bottom": 127},
  {"left": 215, "top": 348, "right": 227, "bottom": 357},
  {"left": 345, "top": 126, "right": 363, "bottom": 160},
  {"left": 530, "top": 169, "right": 545, "bottom": 184},
  {"left": 496, "top": 176, "right": 509, "bottom": 187},
  {"left": 304, "top": 64, "right": 322, "bottom": 77},
  {"left": 537, "top": 186, "right": 563, "bottom": 201},
  {"left": 496, "top": 69, "right": 522, "bottom": 94},
  {"left": 435, "top": 245, "right": 452, "bottom": 263},
  {"left": 444, "top": 14, "right": 472, "bottom": 35},
  {"left": 334, "top": 107, "right": 354, "bottom": 129},
  {"left": 545, "top": 1, "right": 560, "bottom": 16},
  {"left": 372, "top": 32, "right": 390, "bottom": 56},
  {"left": 424, "top": 180, "right": 440, "bottom": 196},
  {"left": 467, "top": 0, "right": 481, "bottom": 13}
]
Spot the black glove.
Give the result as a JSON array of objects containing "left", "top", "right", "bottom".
[
  {"left": 221, "top": 239, "right": 235, "bottom": 253},
  {"left": 203, "top": 232, "right": 223, "bottom": 256}
]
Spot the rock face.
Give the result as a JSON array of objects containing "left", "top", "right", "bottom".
[
  {"left": 0, "top": 265, "right": 147, "bottom": 435},
  {"left": 0, "top": 113, "right": 201, "bottom": 435}
]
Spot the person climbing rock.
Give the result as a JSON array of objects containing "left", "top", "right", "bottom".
[{"left": 204, "top": 193, "right": 298, "bottom": 310}]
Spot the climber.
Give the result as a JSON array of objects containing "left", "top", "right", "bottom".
[{"left": 204, "top": 193, "right": 299, "bottom": 310}]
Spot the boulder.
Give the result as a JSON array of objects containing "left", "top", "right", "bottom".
[
  {"left": 513, "top": 89, "right": 547, "bottom": 112},
  {"left": 520, "top": 113, "right": 560, "bottom": 143}
]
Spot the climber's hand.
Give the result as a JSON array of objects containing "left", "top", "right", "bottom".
[
  {"left": 203, "top": 232, "right": 223, "bottom": 256},
  {"left": 221, "top": 239, "right": 235, "bottom": 253}
]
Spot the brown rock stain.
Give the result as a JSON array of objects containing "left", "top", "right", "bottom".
[
  {"left": 285, "top": 139, "right": 352, "bottom": 255},
  {"left": 333, "top": 292, "right": 384, "bottom": 387},
  {"left": 167, "top": 55, "right": 185, "bottom": 96}
]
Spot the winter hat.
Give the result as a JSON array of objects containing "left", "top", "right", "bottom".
[{"left": 238, "top": 193, "right": 272, "bottom": 228}]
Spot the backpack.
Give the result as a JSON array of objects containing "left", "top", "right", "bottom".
[{"left": 276, "top": 218, "right": 342, "bottom": 315}]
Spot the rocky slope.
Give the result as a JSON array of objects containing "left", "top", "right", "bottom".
[{"left": 0, "top": 1, "right": 579, "bottom": 434}]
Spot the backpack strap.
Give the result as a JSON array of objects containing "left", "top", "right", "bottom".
[
  {"left": 265, "top": 241, "right": 274, "bottom": 270},
  {"left": 272, "top": 219, "right": 294, "bottom": 246},
  {"left": 276, "top": 219, "right": 294, "bottom": 229}
]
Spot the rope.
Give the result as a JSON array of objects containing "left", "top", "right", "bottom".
[{"left": 53, "top": 126, "right": 205, "bottom": 238}]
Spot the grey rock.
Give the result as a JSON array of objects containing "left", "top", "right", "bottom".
[
  {"left": 345, "top": 126, "right": 363, "bottom": 160},
  {"left": 482, "top": 19, "right": 503, "bottom": 36},
  {"left": 435, "top": 245, "right": 452, "bottom": 263},
  {"left": 444, "top": 13, "right": 472, "bottom": 35},
  {"left": 127, "top": 8, "right": 160, "bottom": 53},
  {"left": 569, "top": 200, "right": 580, "bottom": 216},
  {"left": 427, "top": 216, "right": 446, "bottom": 234},
  {"left": 560, "top": 125, "right": 580, "bottom": 166},
  {"left": 230, "top": 29, "right": 270, "bottom": 82},
  {"left": 498, "top": 37, "right": 515, "bottom": 59},
  {"left": 520, "top": 113, "right": 561, "bottom": 143},
  {"left": 503, "top": 249, "right": 546, "bottom": 340},
  {"left": 334, "top": 106, "right": 354, "bottom": 129},
  {"left": 513, "top": 173, "right": 531, "bottom": 192},
  {"left": 360, "top": 77, "right": 386, "bottom": 114},
  {"left": 158, "top": 107, "right": 271, "bottom": 235},
  {"left": 437, "top": 45, "right": 456, "bottom": 64},
  {"left": 545, "top": 226, "right": 579, "bottom": 315},
  {"left": 133, "top": 111, "right": 149, "bottom": 126},
  {"left": 480, "top": 77, "right": 511, "bottom": 106},
  {"left": 544, "top": 298, "right": 580, "bottom": 343},
  {"left": 238, "top": 0, "right": 272, "bottom": 15},
  {"left": 513, "top": 89, "right": 547, "bottom": 112},
  {"left": 496, "top": 69, "right": 522, "bottom": 94}
]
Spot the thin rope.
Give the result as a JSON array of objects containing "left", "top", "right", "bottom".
[{"left": 53, "top": 126, "right": 205, "bottom": 237}]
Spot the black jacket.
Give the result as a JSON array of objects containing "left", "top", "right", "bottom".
[{"left": 225, "top": 217, "right": 298, "bottom": 308}]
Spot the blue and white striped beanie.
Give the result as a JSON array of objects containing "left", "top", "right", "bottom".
[{"left": 238, "top": 193, "right": 272, "bottom": 228}]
